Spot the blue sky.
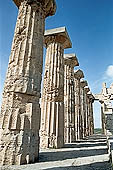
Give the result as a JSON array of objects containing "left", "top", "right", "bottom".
[{"left": 0, "top": 0, "right": 113, "bottom": 128}]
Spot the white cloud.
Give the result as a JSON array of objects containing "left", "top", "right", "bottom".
[
  {"left": 106, "top": 65, "right": 113, "bottom": 78},
  {"left": 91, "top": 65, "right": 113, "bottom": 94}
]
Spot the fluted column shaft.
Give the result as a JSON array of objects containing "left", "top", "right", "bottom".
[
  {"left": 80, "top": 85, "right": 85, "bottom": 138},
  {"left": 40, "top": 28, "right": 72, "bottom": 148},
  {"left": 0, "top": 0, "right": 56, "bottom": 165},
  {"left": 83, "top": 89, "right": 87, "bottom": 137},
  {"left": 74, "top": 70, "right": 84, "bottom": 140},
  {"left": 84, "top": 87, "right": 90, "bottom": 136},
  {"left": 87, "top": 96, "right": 90, "bottom": 136},
  {"left": 74, "top": 78, "right": 81, "bottom": 140},
  {"left": 100, "top": 102, "right": 106, "bottom": 134},
  {"left": 64, "top": 66, "right": 75, "bottom": 143},
  {"left": 87, "top": 93, "right": 94, "bottom": 136},
  {"left": 90, "top": 99, "right": 94, "bottom": 135},
  {"left": 64, "top": 55, "right": 78, "bottom": 143}
]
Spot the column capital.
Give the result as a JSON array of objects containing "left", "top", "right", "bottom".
[
  {"left": 74, "top": 69, "right": 84, "bottom": 79},
  {"left": 80, "top": 80, "right": 87, "bottom": 88},
  {"left": 13, "top": 0, "right": 56, "bottom": 17},
  {"left": 84, "top": 86, "right": 90, "bottom": 93},
  {"left": 64, "top": 53, "right": 79, "bottom": 67},
  {"left": 87, "top": 91, "right": 95, "bottom": 102},
  {"left": 44, "top": 27, "right": 72, "bottom": 49}
]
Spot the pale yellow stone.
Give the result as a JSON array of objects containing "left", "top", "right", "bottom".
[{"left": 0, "top": 0, "right": 56, "bottom": 165}]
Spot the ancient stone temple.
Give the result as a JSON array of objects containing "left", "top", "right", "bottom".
[
  {"left": 74, "top": 69, "right": 84, "bottom": 140},
  {"left": 0, "top": 0, "right": 56, "bottom": 165},
  {"left": 64, "top": 54, "right": 79, "bottom": 143},
  {"left": 40, "top": 27, "right": 72, "bottom": 148}
]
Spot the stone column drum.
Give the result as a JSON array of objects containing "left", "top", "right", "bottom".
[
  {"left": 74, "top": 69, "right": 84, "bottom": 140},
  {"left": 40, "top": 27, "right": 72, "bottom": 148},
  {"left": 64, "top": 54, "right": 79, "bottom": 143},
  {"left": 0, "top": 0, "right": 56, "bottom": 165}
]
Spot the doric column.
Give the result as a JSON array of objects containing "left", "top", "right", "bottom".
[
  {"left": 100, "top": 101, "right": 106, "bottom": 134},
  {"left": 64, "top": 54, "right": 79, "bottom": 143},
  {"left": 90, "top": 96, "right": 94, "bottom": 135},
  {"left": 84, "top": 86, "right": 90, "bottom": 136},
  {"left": 40, "top": 27, "right": 72, "bottom": 148},
  {"left": 80, "top": 80, "right": 88, "bottom": 138},
  {"left": 0, "top": 0, "right": 56, "bottom": 165},
  {"left": 87, "top": 92, "right": 94, "bottom": 135},
  {"left": 74, "top": 69, "right": 84, "bottom": 140}
]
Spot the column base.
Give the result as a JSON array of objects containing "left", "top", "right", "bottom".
[{"left": 0, "top": 129, "right": 39, "bottom": 165}]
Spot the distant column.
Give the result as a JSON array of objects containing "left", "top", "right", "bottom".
[
  {"left": 0, "top": 0, "right": 56, "bottom": 165},
  {"left": 80, "top": 80, "right": 88, "bottom": 138},
  {"left": 40, "top": 27, "right": 72, "bottom": 148},
  {"left": 74, "top": 69, "right": 84, "bottom": 140},
  {"left": 84, "top": 86, "right": 90, "bottom": 136},
  {"left": 64, "top": 54, "right": 79, "bottom": 143},
  {"left": 87, "top": 92, "right": 94, "bottom": 135},
  {"left": 100, "top": 101, "right": 106, "bottom": 134}
]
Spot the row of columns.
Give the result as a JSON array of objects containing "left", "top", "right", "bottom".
[
  {"left": 40, "top": 27, "right": 94, "bottom": 148},
  {"left": 0, "top": 0, "right": 94, "bottom": 165}
]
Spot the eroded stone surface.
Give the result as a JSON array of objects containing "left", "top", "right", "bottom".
[
  {"left": 40, "top": 27, "right": 72, "bottom": 149},
  {"left": 64, "top": 54, "right": 79, "bottom": 143},
  {"left": 74, "top": 70, "right": 84, "bottom": 140},
  {"left": 0, "top": 0, "right": 56, "bottom": 165}
]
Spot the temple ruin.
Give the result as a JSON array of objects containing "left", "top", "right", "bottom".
[
  {"left": 94, "top": 83, "right": 113, "bottom": 163},
  {"left": 0, "top": 0, "right": 113, "bottom": 167},
  {"left": 0, "top": 0, "right": 56, "bottom": 165}
]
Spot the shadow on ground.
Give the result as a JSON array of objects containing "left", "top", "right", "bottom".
[
  {"left": 39, "top": 147, "right": 107, "bottom": 162},
  {"left": 64, "top": 142, "right": 106, "bottom": 148},
  {"left": 46, "top": 161, "right": 112, "bottom": 170}
]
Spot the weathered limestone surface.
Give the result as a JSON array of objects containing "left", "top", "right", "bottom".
[
  {"left": 84, "top": 86, "right": 90, "bottom": 136},
  {"left": 87, "top": 91, "right": 94, "bottom": 135},
  {"left": 80, "top": 80, "right": 88, "bottom": 138},
  {"left": 40, "top": 27, "right": 72, "bottom": 149},
  {"left": 0, "top": 0, "right": 56, "bottom": 165},
  {"left": 64, "top": 54, "right": 79, "bottom": 143},
  {"left": 74, "top": 70, "right": 84, "bottom": 140}
]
